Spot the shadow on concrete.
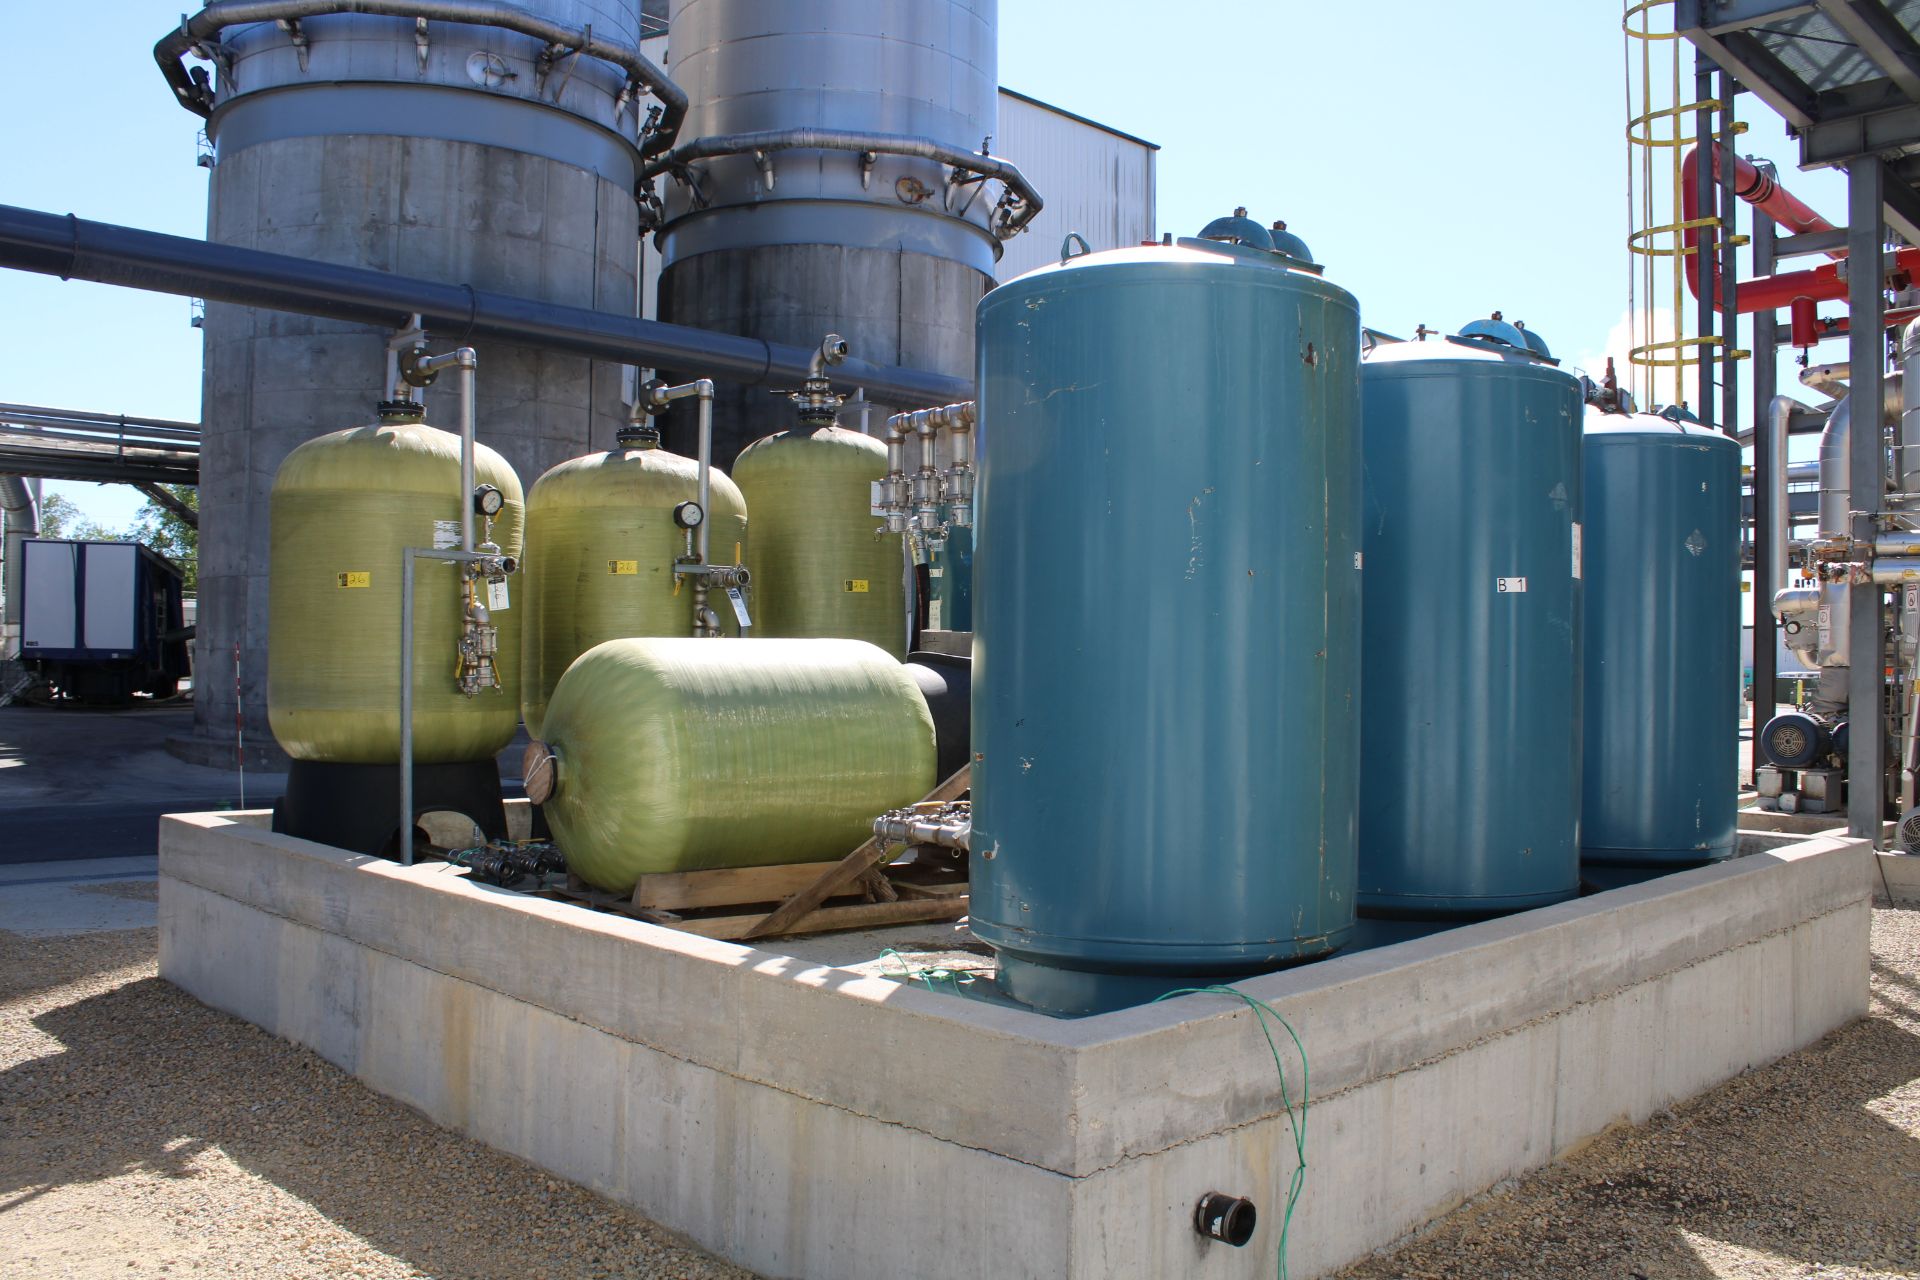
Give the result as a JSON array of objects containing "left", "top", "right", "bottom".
[
  {"left": 0, "top": 975, "right": 753, "bottom": 1278},
  {"left": 1339, "top": 1010, "right": 1920, "bottom": 1278}
]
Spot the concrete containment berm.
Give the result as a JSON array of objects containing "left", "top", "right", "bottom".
[{"left": 159, "top": 815, "right": 1871, "bottom": 1280}]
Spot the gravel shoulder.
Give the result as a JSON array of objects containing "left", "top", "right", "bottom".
[
  {"left": 0, "top": 925, "right": 755, "bottom": 1280},
  {"left": 1336, "top": 906, "right": 1920, "bottom": 1280}
]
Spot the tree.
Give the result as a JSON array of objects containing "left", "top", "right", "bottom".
[
  {"left": 34, "top": 493, "right": 118, "bottom": 542},
  {"left": 129, "top": 484, "right": 198, "bottom": 591}
]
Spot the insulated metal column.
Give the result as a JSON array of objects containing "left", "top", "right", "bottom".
[
  {"left": 1848, "top": 157, "right": 1887, "bottom": 843},
  {"left": 1751, "top": 208, "right": 1778, "bottom": 765}
]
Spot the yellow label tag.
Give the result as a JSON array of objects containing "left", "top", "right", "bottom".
[
  {"left": 608, "top": 560, "right": 638, "bottom": 575},
  {"left": 844, "top": 579, "right": 870, "bottom": 593},
  {"left": 338, "top": 571, "right": 371, "bottom": 589},
  {"left": 1740, "top": 581, "right": 1752, "bottom": 592}
]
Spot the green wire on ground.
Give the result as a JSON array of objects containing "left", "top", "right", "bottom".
[
  {"left": 1153, "top": 985, "right": 1309, "bottom": 1280},
  {"left": 876, "top": 947, "right": 972, "bottom": 994}
]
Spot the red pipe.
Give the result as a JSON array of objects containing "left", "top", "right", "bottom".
[{"left": 1678, "top": 143, "right": 1920, "bottom": 314}]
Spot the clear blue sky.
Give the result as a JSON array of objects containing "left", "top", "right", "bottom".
[{"left": 1, "top": 0, "right": 1850, "bottom": 531}]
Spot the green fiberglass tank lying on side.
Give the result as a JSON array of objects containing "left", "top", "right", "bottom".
[
  {"left": 268, "top": 404, "right": 524, "bottom": 763},
  {"left": 1358, "top": 319, "right": 1583, "bottom": 917},
  {"left": 971, "top": 223, "right": 1362, "bottom": 1017},
  {"left": 1582, "top": 404, "right": 1740, "bottom": 865},
  {"left": 530, "top": 637, "right": 936, "bottom": 893},
  {"left": 519, "top": 425, "right": 748, "bottom": 741}
]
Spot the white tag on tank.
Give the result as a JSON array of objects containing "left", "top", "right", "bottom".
[
  {"left": 726, "top": 586, "right": 752, "bottom": 628},
  {"left": 1497, "top": 577, "right": 1528, "bottom": 594},
  {"left": 1571, "top": 522, "right": 1583, "bottom": 580},
  {"left": 433, "top": 520, "right": 461, "bottom": 550},
  {"left": 487, "top": 578, "right": 510, "bottom": 611}
]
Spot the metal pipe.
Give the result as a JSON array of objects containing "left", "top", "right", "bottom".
[
  {"left": 155, "top": 0, "right": 688, "bottom": 158},
  {"left": 415, "top": 347, "right": 478, "bottom": 553},
  {"left": 912, "top": 409, "right": 940, "bottom": 534},
  {"left": 1871, "top": 557, "right": 1920, "bottom": 582},
  {"left": 640, "top": 128, "right": 1043, "bottom": 237},
  {"left": 1, "top": 474, "right": 38, "bottom": 658},
  {"left": 1902, "top": 320, "right": 1920, "bottom": 498},
  {"left": 650, "top": 378, "right": 719, "bottom": 634},
  {"left": 1767, "top": 396, "right": 1794, "bottom": 596},
  {"left": 0, "top": 204, "right": 975, "bottom": 409},
  {"left": 1819, "top": 396, "right": 1853, "bottom": 536}
]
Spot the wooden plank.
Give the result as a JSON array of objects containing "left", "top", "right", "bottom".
[
  {"left": 630, "top": 860, "right": 845, "bottom": 911},
  {"left": 891, "top": 880, "right": 969, "bottom": 900},
  {"left": 739, "top": 763, "right": 971, "bottom": 941},
  {"left": 679, "top": 895, "right": 969, "bottom": 942}
]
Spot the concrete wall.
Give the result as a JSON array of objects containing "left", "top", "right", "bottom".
[
  {"left": 187, "top": 135, "right": 637, "bottom": 764},
  {"left": 159, "top": 817, "right": 1871, "bottom": 1279}
]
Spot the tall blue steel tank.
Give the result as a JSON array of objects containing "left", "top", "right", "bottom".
[
  {"left": 971, "top": 225, "right": 1362, "bottom": 1016},
  {"left": 1582, "top": 405, "right": 1740, "bottom": 864},
  {"left": 1358, "top": 320, "right": 1584, "bottom": 917}
]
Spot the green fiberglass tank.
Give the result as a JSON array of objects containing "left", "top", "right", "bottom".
[
  {"left": 530, "top": 637, "right": 936, "bottom": 892},
  {"left": 519, "top": 427, "right": 748, "bottom": 740},
  {"left": 971, "top": 226, "right": 1362, "bottom": 1016},
  {"left": 732, "top": 393, "right": 905, "bottom": 658},
  {"left": 268, "top": 404, "right": 524, "bottom": 763},
  {"left": 1582, "top": 405, "right": 1740, "bottom": 865},
  {"left": 1358, "top": 319, "right": 1583, "bottom": 917}
]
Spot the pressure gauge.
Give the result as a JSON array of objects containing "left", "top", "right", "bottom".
[
  {"left": 673, "top": 500, "right": 705, "bottom": 530},
  {"left": 472, "top": 484, "right": 505, "bottom": 518}
]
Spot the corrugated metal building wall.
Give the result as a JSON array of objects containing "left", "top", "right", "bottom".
[{"left": 991, "top": 89, "right": 1157, "bottom": 281}]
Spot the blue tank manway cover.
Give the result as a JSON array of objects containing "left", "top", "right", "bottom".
[
  {"left": 1457, "top": 314, "right": 1530, "bottom": 350},
  {"left": 1196, "top": 208, "right": 1274, "bottom": 251}
]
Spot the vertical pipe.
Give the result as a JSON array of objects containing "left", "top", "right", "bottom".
[
  {"left": 694, "top": 379, "right": 715, "bottom": 637},
  {"left": 456, "top": 353, "right": 476, "bottom": 555},
  {"left": 399, "top": 547, "right": 416, "bottom": 866},
  {"left": 1848, "top": 158, "right": 1888, "bottom": 843},
  {"left": 1694, "top": 53, "right": 1716, "bottom": 429},
  {"left": 1718, "top": 71, "right": 1738, "bottom": 441},
  {"left": 1753, "top": 206, "right": 1780, "bottom": 779}
]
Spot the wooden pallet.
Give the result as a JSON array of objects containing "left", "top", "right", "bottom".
[{"left": 545, "top": 765, "right": 971, "bottom": 942}]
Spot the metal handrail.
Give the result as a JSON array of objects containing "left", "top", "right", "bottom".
[
  {"left": 641, "top": 127, "right": 1044, "bottom": 239},
  {"left": 155, "top": 0, "right": 687, "bottom": 157}
]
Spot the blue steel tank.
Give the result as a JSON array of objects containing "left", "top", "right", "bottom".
[
  {"left": 1358, "top": 319, "right": 1584, "bottom": 917},
  {"left": 1582, "top": 405, "right": 1740, "bottom": 864},
  {"left": 971, "top": 226, "right": 1362, "bottom": 1017}
]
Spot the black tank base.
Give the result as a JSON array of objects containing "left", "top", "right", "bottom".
[{"left": 272, "top": 759, "right": 507, "bottom": 859}]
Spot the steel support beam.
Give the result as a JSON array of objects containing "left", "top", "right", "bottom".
[
  {"left": 1849, "top": 156, "right": 1889, "bottom": 844},
  {"left": 1776, "top": 227, "right": 1851, "bottom": 259},
  {"left": 1694, "top": 0, "right": 1817, "bottom": 30},
  {"left": 0, "top": 205, "right": 975, "bottom": 409},
  {"left": 1679, "top": 0, "right": 1822, "bottom": 125},
  {"left": 1815, "top": 0, "right": 1920, "bottom": 103},
  {"left": 1753, "top": 209, "right": 1780, "bottom": 777},
  {"left": 1801, "top": 100, "right": 1920, "bottom": 166},
  {"left": 1699, "top": 55, "right": 1720, "bottom": 430}
]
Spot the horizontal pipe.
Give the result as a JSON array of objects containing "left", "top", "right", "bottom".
[
  {"left": 0, "top": 403, "right": 200, "bottom": 440},
  {"left": 156, "top": 0, "right": 686, "bottom": 157},
  {"left": 1679, "top": 144, "right": 1920, "bottom": 313},
  {"left": 0, "top": 205, "right": 974, "bottom": 407}
]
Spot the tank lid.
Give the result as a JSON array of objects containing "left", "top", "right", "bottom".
[
  {"left": 1267, "top": 220, "right": 1315, "bottom": 266},
  {"left": 375, "top": 399, "right": 426, "bottom": 423},
  {"left": 1364, "top": 315, "right": 1570, "bottom": 372},
  {"left": 1583, "top": 402, "right": 1733, "bottom": 440},
  {"left": 1195, "top": 208, "right": 1274, "bottom": 252}
]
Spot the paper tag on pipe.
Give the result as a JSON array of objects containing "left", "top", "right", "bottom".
[
  {"left": 433, "top": 520, "right": 461, "bottom": 550},
  {"left": 488, "top": 579, "right": 510, "bottom": 611},
  {"left": 726, "top": 586, "right": 752, "bottom": 628}
]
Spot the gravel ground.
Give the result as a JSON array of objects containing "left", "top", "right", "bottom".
[
  {"left": 0, "top": 926, "right": 754, "bottom": 1279},
  {"left": 1336, "top": 906, "right": 1920, "bottom": 1280},
  {"left": 6, "top": 910, "right": 1920, "bottom": 1278}
]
